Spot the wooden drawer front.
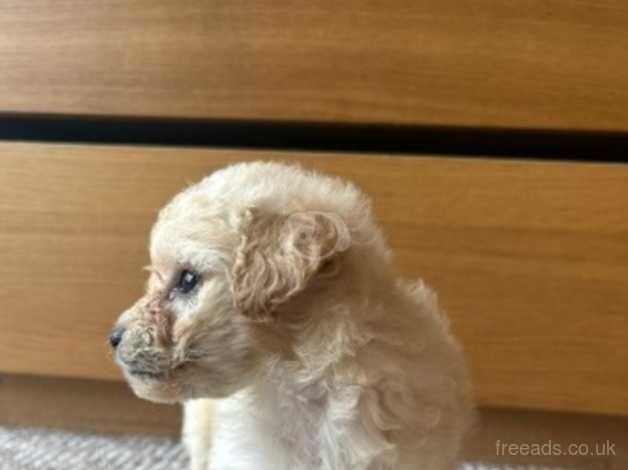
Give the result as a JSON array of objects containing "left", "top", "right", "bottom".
[
  {"left": 1, "top": 142, "right": 627, "bottom": 416},
  {"left": 1, "top": 1, "right": 628, "bottom": 131}
]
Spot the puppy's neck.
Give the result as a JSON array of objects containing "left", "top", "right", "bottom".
[
  {"left": 254, "top": 250, "right": 398, "bottom": 385},
  {"left": 239, "top": 259, "right": 403, "bottom": 469},
  {"left": 246, "top": 294, "right": 396, "bottom": 469}
]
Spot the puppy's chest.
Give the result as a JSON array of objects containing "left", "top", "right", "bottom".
[{"left": 209, "top": 385, "right": 333, "bottom": 470}]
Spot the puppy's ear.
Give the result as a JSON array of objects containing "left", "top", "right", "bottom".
[{"left": 231, "top": 208, "right": 346, "bottom": 322}]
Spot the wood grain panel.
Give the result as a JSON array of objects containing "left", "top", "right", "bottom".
[
  {"left": 0, "top": 142, "right": 627, "bottom": 415},
  {"left": 0, "top": 374, "right": 180, "bottom": 436},
  {"left": 1, "top": 1, "right": 628, "bottom": 131}
]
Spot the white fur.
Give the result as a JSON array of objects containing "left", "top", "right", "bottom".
[{"left": 114, "top": 162, "right": 473, "bottom": 470}]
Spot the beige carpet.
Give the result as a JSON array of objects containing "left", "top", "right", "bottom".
[
  {"left": 0, "top": 426, "right": 187, "bottom": 470},
  {"left": 0, "top": 425, "right": 586, "bottom": 470}
]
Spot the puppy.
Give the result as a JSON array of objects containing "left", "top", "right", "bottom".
[{"left": 110, "top": 161, "right": 473, "bottom": 470}]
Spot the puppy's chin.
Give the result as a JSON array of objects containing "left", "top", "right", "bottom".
[
  {"left": 124, "top": 370, "right": 185, "bottom": 404},
  {"left": 123, "top": 365, "right": 244, "bottom": 403}
]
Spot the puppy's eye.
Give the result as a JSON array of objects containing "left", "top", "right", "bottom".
[{"left": 176, "top": 270, "right": 200, "bottom": 294}]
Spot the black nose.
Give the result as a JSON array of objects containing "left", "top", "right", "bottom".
[{"left": 109, "top": 327, "right": 125, "bottom": 349}]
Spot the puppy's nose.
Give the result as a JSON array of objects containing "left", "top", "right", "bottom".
[{"left": 109, "top": 327, "right": 126, "bottom": 349}]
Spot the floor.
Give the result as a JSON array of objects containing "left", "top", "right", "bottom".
[
  {"left": 0, "top": 426, "right": 187, "bottom": 470},
  {"left": 0, "top": 424, "right": 589, "bottom": 470}
]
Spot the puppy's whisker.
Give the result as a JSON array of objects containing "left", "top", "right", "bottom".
[{"left": 144, "top": 265, "right": 167, "bottom": 286}]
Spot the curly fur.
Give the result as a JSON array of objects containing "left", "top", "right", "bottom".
[{"left": 111, "top": 161, "right": 473, "bottom": 470}]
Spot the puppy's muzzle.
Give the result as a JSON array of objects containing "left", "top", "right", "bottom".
[{"left": 110, "top": 325, "right": 171, "bottom": 380}]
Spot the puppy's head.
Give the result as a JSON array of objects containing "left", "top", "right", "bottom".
[{"left": 110, "top": 164, "right": 351, "bottom": 403}]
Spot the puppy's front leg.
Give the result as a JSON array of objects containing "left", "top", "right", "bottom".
[{"left": 183, "top": 399, "right": 216, "bottom": 470}]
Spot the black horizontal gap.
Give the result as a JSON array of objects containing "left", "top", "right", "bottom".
[{"left": 1, "top": 114, "right": 628, "bottom": 162}]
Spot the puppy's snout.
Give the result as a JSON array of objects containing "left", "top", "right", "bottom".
[{"left": 109, "top": 326, "right": 126, "bottom": 349}]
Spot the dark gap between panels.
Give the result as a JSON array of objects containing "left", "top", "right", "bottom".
[{"left": 1, "top": 114, "right": 628, "bottom": 162}]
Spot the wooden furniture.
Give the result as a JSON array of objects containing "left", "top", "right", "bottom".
[
  {"left": 2, "top": 1, "right": 628, "bottom": 131},
  {"left": 0, "top": 2, "right": 626, "bottom": 461},
  {"left": 1, "top": 143, "right": 627, "bottom": 416}
]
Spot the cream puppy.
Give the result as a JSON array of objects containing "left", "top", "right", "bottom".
[{"left": 110, "top": 161, "right": 473, "bottom": 470}]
